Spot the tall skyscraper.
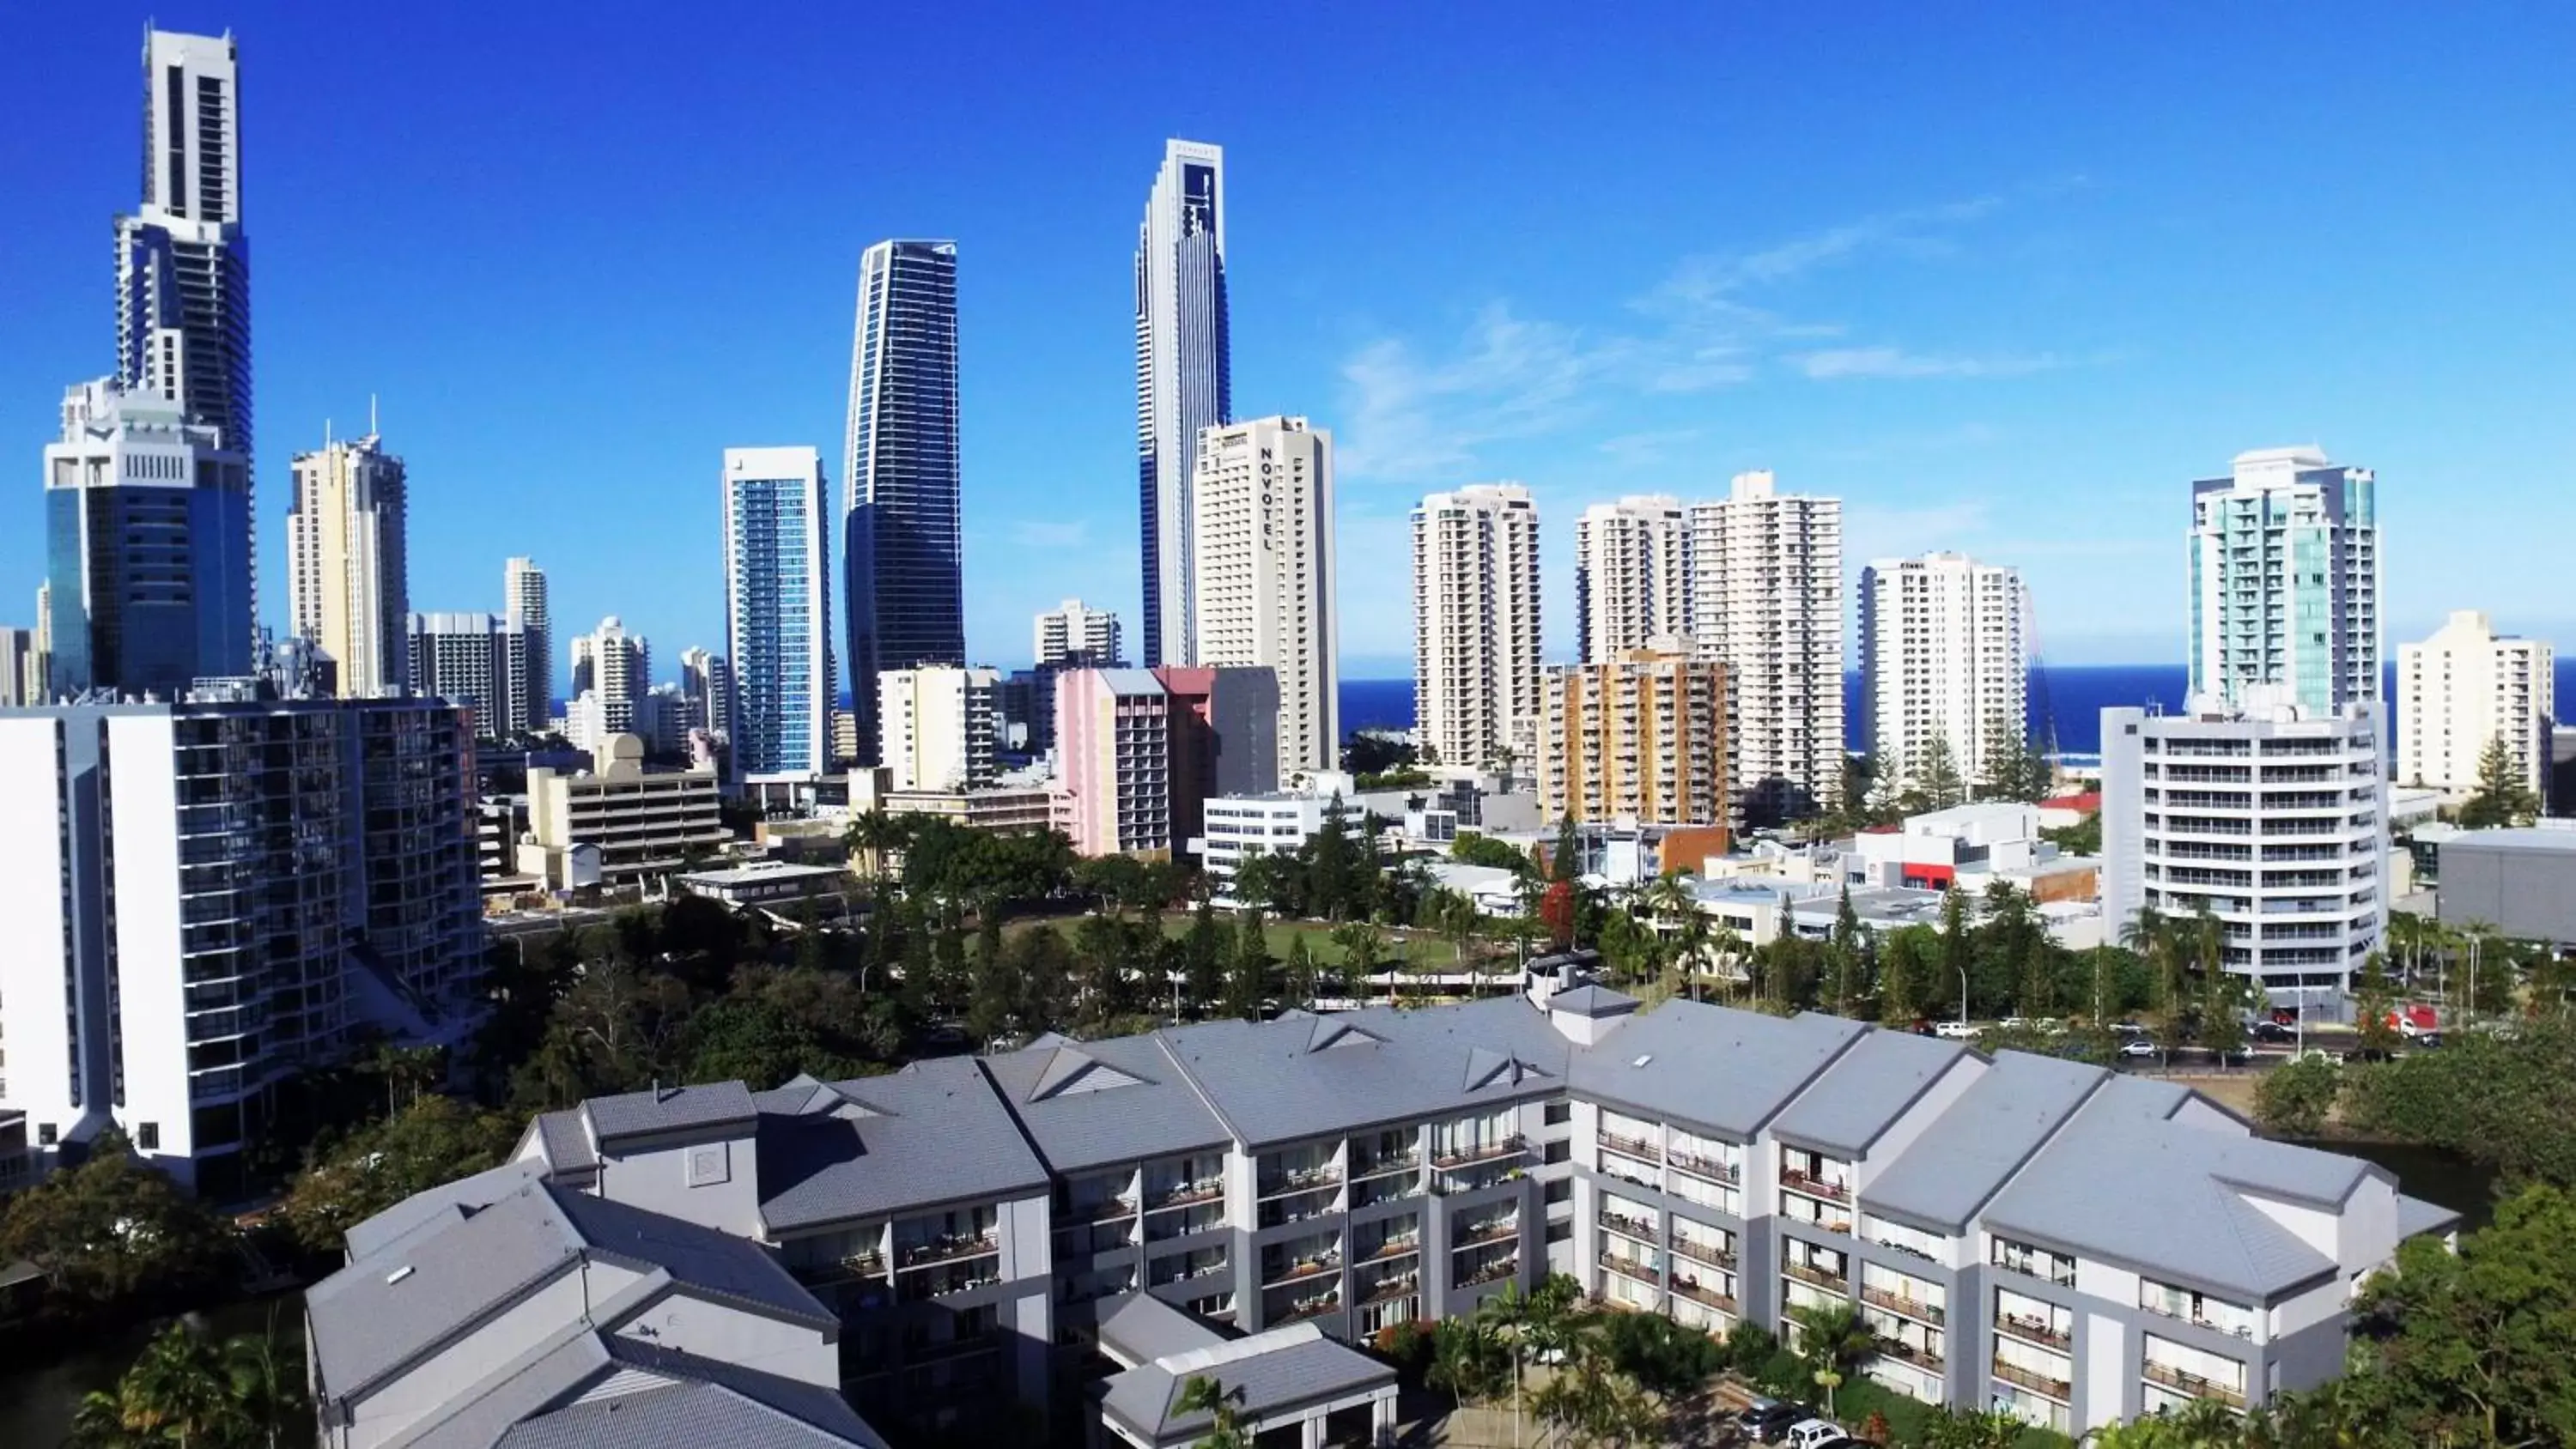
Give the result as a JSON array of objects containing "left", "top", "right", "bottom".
[
  {"left": 43, "top": 378, "right": 253, "bottom": 697},
  {"left": 841, "top": 239, "right": 963, "bottom": 762},
  {"left": 0, "top": 628, "right": 35, "bottom": 708},
  {"left": 504, "top": 556, "right": 551, "bottom": 733},
  {"left": 1575, "top": 495, "right": 1686, "bottom": 664},
  {"left": 118, "top": 30, "right": 252, "bottom": 567},
  {"left": 286, "top": 429, "right": 410, "bottom": 697},
  {"left": 1192, "top": 416, "right": 1338, "bottom": 779},
  {"left": 1685, "top": 472, "right": 1844, "bottom": 824},
  {"left": 1035, "top": 598, "right": 1123, "bottom": 668},
  {"left": 679, "top": 646, "right": 733, "bottom": 741},
  {"left": 1859, "top": 551, "right": 2030, "bottom": 792},
  {"left": 2190, "top": 447, "right": 2379, "bottom": 715},
  {"left": 569, "top": 616, "right": 650, "bottom": 741},
  {"left": 2397, "top": 610, "right": 2552, "bottom": 802},
  {"left": 1136, "top": 139, "right": 1230, "bottom": 668},
  {"left": 1413, "top": 484, "right": 1541, "bottom": 772},
  {"left": 32, "top": 580, "right": 52, "bottom": 701},
  {"left": 722, "top": 447, "right": 831, "bottom": 779}
]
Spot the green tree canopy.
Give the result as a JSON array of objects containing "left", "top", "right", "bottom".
[
  {"left": 2457, "top": 734, "right": 2542, "bottom": 829},
  {"left": 0, "top": 1131, "right": 231, "bottom": 1313},
  {"left": 280, "top": 1095, "right": 522, "bottom": 1253}
]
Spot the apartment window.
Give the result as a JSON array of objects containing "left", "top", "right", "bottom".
[
  {"left": 1543, "top": 1179, "right": 1574, "bottom": 1206},
  {"left": 1543, "top": 1101, "right": 1572, "bottom": 1126},
  {"left": 137, "top": 1123, "right": 160, "bottom": 1151},
  {"left": 38, "top": 1125, "right": 56, "bottom": 1147},
  {"left": 1546, "top": 1221, "right": 1574, "bottom": 1245}
]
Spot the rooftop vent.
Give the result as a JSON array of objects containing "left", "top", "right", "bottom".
[{"left": 386, "top": 1265, "right": 416, "bottom": 1286}]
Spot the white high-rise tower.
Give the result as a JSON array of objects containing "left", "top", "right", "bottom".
[
  {"left": 504, "top": 556, "right": 550, "bottom": 733},
  {"left": 1575, "top": 495, "right": 1686, "bottom": 663},
  {"left": 1685, "top": 472, "right": 1844, "bottom": 823},
  {"left": 2190, "top": 447, "right": 2379, "bottom": 714},
  {"left": 2397, "top": 610, "right": 2552, "bottom": 802},
  {"left": 1192, "top": 416, "right": 1337, "bottom": 779},
  {"left": 1413, "top": 484, "right": 1541, "bottom": 772},
  {"left": 1035, "top": 599, "right": 1123, "bottom": 668},
  {"left": 1860, "top": 552, "right": 2029, "bottom": 791},
  {"left": 1136, "top": 139, "right": 1230, "bottom": 668}
]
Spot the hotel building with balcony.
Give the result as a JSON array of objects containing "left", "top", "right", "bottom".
[{"left": 324, "top": 983, "right": 2455, "bottom": 1445}]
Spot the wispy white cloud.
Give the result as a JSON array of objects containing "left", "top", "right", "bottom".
[
  {"left": 1792, "top": 346, "right": 2064, "bottom": 380},
  {"left": 1334, "top": 191, "right": 2054, "bottom": 482}
]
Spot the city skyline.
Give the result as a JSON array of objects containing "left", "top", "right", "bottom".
[{"left": 7, "top": 6, "right": 2575, "bottom": 685}]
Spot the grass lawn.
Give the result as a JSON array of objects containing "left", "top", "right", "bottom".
[{"left": 1151, "top": 914, "right": 1465, "bottom": 969}]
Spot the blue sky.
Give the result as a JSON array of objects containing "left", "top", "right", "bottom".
[{"left": 4, "top": 3, "right": 2571, "bottom": 685}]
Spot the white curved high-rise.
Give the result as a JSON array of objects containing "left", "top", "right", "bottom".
[{"left": 1136, "top": 139, "right": 1230, "bottom": 668}]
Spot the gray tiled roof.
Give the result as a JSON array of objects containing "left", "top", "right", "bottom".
[
  {"left": 1546, "top": 985, "right": 1640, "bottom": 1019},
  {"left": 1769, "top": 1027, "right": 1967, "bottom": 1156},
  {"left": 1153, "top": 997, "right": 1571, "bottom": 1148},
  {"left": 493, "top": 1341, "right": 884, "bottom": 1449},
  {"left": 585, "top": 1082, "right": 758, "bottom": 1143},
  {"left": 983, "top": 1035, "right": 1231, "bottom": 1174},
  {"left": 1861, "top": 1052, "right": 2106, "bottom": 1230},
  {"left": 309, "top": 1181, "right": 586, "bottom": 1397},
  {"left": 343, "top": 1159, "right": 545, "bottom": 1260},
  {"left": 552, "top": 1189, "right": 834, "bottom": 1327},
  {"left": 2397, "top": 1194, "right": 2462, "bottom": 1240},
  {"left": 1984, "top": 1077, "right": 2375, "bottom": 1299},
  {"left": 1098, "top": 1292, "right": 1228, "bottom": 1367},
  {"left": 533, "top": 1109, "right": 598, "bottom": 1173},
  {"left": 1567, "top": 1002, "right": 1864, "bottom": 1140},
  {"left": 752, "top": 1057, "right": 1050, "bottom": 1231},
  {"left": 1095, "top": 668, "right": 1167, "bottom": 697},
  {"left": 1097, "top": 1325, "right": 1394, "bottom": 1445}
]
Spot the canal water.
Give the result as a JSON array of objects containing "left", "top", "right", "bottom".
[
  {"left": 0, "top": 1144, "right": 2500, "bottom": 1445},
  {"left": 0, "top": 1294, "right": 304, "bottom": 1448}
]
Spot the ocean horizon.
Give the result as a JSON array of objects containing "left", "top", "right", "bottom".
[{"left": 1339, "top": 659, "right": 2576, "bottom": 761}]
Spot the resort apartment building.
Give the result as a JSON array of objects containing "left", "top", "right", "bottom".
[
  {"left": 325, "top": 985, "right": 2454, "bottom": 1446},
  {"left": 1686, "top": 472, "right": 1844, "bottom": 824},
  {"left": 2395, "top": 609, "right": 2552, "bottom": 803},
  {"left": 1197, "top": 770, "right": 1365, "bottom": 904},
  {"left": 1190, "top": 416, "right": 1340, "bottom": 779},
  {"left": 2101, "top": 700, "right": 2388, "bottom": 1009},
  {"left": 1054, "top": 665, "right": 1279, "bottom": 858},
  {"left": 1413, "top": 484, "right": 1542, "bottom": 773},
  {"left": 0, "top": 688, "right": 481, "bottom": 1197},
  {"left": 878, "top": 664, "right": 1000, "bottom": 790},
  {"left": 2189, "top": 448, "right": 2379, "bottom": 716},
  {"left": 1535, "top": 642, "right": 1730, "bottom": 829},
  {"left": 1575, "top": 494, "right": 1686, "bottom": 663},
  {"left": 1859, "top": 552, "right": 2030, "bottom": 793}
]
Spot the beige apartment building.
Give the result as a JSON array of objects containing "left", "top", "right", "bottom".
[
  {"left": 519, "top": 733, "right": 725, "bottom": 889},
  {"left": 1537, "top": 642, "right": 1729, "bottom": 828},
  {"left": 1413, "top": 483, "right": 1541, "bottom": 771}
]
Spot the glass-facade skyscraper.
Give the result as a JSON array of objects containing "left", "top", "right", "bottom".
[
  {"left": 1136, "top": 139, "right": 1230, "bottom": 668},
  {"left": 841, "top": 239, "right": 963, "bottom": 765},
  {"left": 723, "top": 447, "right": 831, "bottom": 779},
  {"left": 2188, "top": 447, "right": 2379, "bottom": 716},
  {"left": 44, "top": 379, "right": 252, "bottom": 698}
]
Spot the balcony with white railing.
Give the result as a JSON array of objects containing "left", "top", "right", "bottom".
[
  {"left": 1670, "top": 1223, "right": 1735, "bottom": 1271},
  {"left": 2139, "top": 1279, "right": 2261, "bottom": 1341},
  {"left": 1777, "top": 1188, "right": 1852, "bottom": 1236},
  {"left": 1782, "top": 1241, "right": 1849, "bottom": 1293},
  {"left": 2144, "top": 1335, "right": 2249, "bottom": 1408},
  {"left": 1995, "top": 1287, "right": 2074, "bottom": 1352},
  {"left": 1861, "top": 1213, "right": 1948, "bottom": 1266},
  {"left": 1990, "top": 1236, "right": 2077, "bottom": 1288},
  {"left": 1667, "top": 1129, "right": 1742, "bottom": 1185},
  {"left": 1779, "top": 1145, "right": 1852, "bottom": 1215},
  {"left": 1858, "top": 1262, "right": 1945, "bottom": 1328}
]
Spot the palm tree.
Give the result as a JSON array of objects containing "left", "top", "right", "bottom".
[
  {"left": 107, "top": 1322, "right": 233, "bottom": 1448},
  {"left": 1479, "top": 1274, "right": 1586, "bottom": 1446},
  {"left": 843, "top": 807, "right": 905, "bottom": 882},
  {"left": 221, "top": 1314, "right": 312, "bottom": 1449},
  {"left": 1787, "top": 1301, "right": 1875, "bottom": 1421},
  {"left": 1174, "top": 1374, "right": 1250, "bottom": 1449}
]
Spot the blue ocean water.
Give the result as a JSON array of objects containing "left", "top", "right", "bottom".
[{"left": 1342, "top": 659, "right": 2576, "bottom": 761}]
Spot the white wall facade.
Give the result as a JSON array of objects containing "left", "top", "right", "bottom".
[
  {"left": 1861, "top": 551, "right": 2029, "bottom": 791},
  {"left": 877, "top": 665, "right": 999, "bottom": 790},
  {"left": 1191, "top": 417, "right": 1339, "bottom": 777},
  {"left": 1574, "top": 495, "right": 1684, "bottom": 664},
  {"left": 2396, "top": 609, "right": 2551, "bottom": 800},
  {"left": 1686, "top": 472, "right": 1844, "bottom": 822},
  {"left": 1413, "top": 484, "right": 1540, "bottom": 772}
]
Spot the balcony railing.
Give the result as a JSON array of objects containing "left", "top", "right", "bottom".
[
  {"left": 1263, "top": 1253, "right": 1342, "bottom": 1286},
  {"left": 1783, "top": 1260, "right": 1849, "bottom": 1291},
  {"left": 1874, "top": 1337, "right": 1945, "bottom": 1373},
  {"left": 896, "top": 1232, "right": 1000, "bottom": 1270},
  {"left": 2139, "top": 1294, "right": 2258, "bottom": 1340},
  {"left": 1996, "top": 1312, "right": 2071, "bottom": 1351},
  {"left": 1598, "top": 1132, "right": 1662, "bottom": 1162},
  {"left": 1273, "top": 1292, "right": 1341, "bottom": 1324},
  {"left": 1781, "top": 1169, "right": 1850, "bottom": 1203},
  {"left": 1599, "top": 1251, "right": 1659, "bottom": 1283},
  {"left": 1668, "top": 1150, "right": 1740, "bottom": 1184},
  {"left": 1257, "top": 1165, "right": 1345, "bottom": 1198},
  {"left": 1458, "top": 1256, "right": 1519, "bottom": 1288},
  {"left": 2143, "top": 1360, "right": 2247, "bottom": 1407},
  {"left": 1062, "top": 1196, "right": 1138, "bottom": 1226},
  {"left": 1671, "top": 1237, "right": 1736, "bottom": 1270},
  {"left": 1992, "top": 1359, "right": 2073, "bottom": 1402},
  {"left": 1455, "top": 1216, "right": 1520, "bottom": 1248},
  {"left": 1362, "top": 1235, "right": 1421, "bottom": 1262},
  {"left": 793, "top": 1250, "right": 886, "bottom": 1286},
  {"left": 1991, "top": 1249, "right": 2077, "bottom": 1288},
  {"left": 1351, "top": 1151, "right": 1423, "bottom": 1182},
  {"left": 1433, "top": 1136, "right": 1526, "bottom": 1170},
  {"left": 1599, "top": 1213, "right": 1658, "bottom": 1244},
  {"left": 1860, "top": 1285, "right": 1945, "bottom": 1326},
  {"left": 1671, "top": 1276, "right": 1736, "bottom": 1312},
  {"left": 1358, "top": 1273, "right": 1421, "bottom": 1307}
]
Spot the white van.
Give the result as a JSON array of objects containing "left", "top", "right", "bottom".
[
  {"left": 1932, "top": 1020, "right": 1978, "bottom": 1040},
  {"left": 1784, "top": 1420, "right": 1854, "bottom": 1449}
]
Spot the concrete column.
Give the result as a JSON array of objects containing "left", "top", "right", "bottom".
[
  {"left": 1373, "top": 1394, "right": 1399, "bottom": 1446},
  {"left": 1302, "top": 1414, "right": 1327, "bottom": 1448}
]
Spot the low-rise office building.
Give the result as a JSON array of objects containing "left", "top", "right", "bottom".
[
  {"left": 676, "top": 859, "right": 850, "bottom": 906},
  {"left": 2436, "top": 826, "right": 2576, "bottom": 946},
  {"left": 325, "top": 987, "right": 2457, "bottom": 1446},
  {"left": 1196, "top": 769, "right": 1364, "bottom": 903},
  {"left": 519, "top": 732, "right": 725, "bottom": 890}
]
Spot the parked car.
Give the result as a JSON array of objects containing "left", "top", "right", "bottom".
[
  {"left": 2252, "top": 1021, "right": 2295, "bottom": 1044},
  {"left": 1735, "top": 1398, "right": 1816, "bottom": 1443},
  {"left": 2119, "top": 1038, "right": 2159, "bottom": 1058},
  {"left": 1933, "top": 1021, "right": 1978, "bottom": 1040},
  {"left": 1784, "top": 1419, "right": 1856, "bottom": 1449}
]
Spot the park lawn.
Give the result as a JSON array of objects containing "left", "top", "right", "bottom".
[{"left": 1152, "top": 913, "right": 1462, "bottom": 969}]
